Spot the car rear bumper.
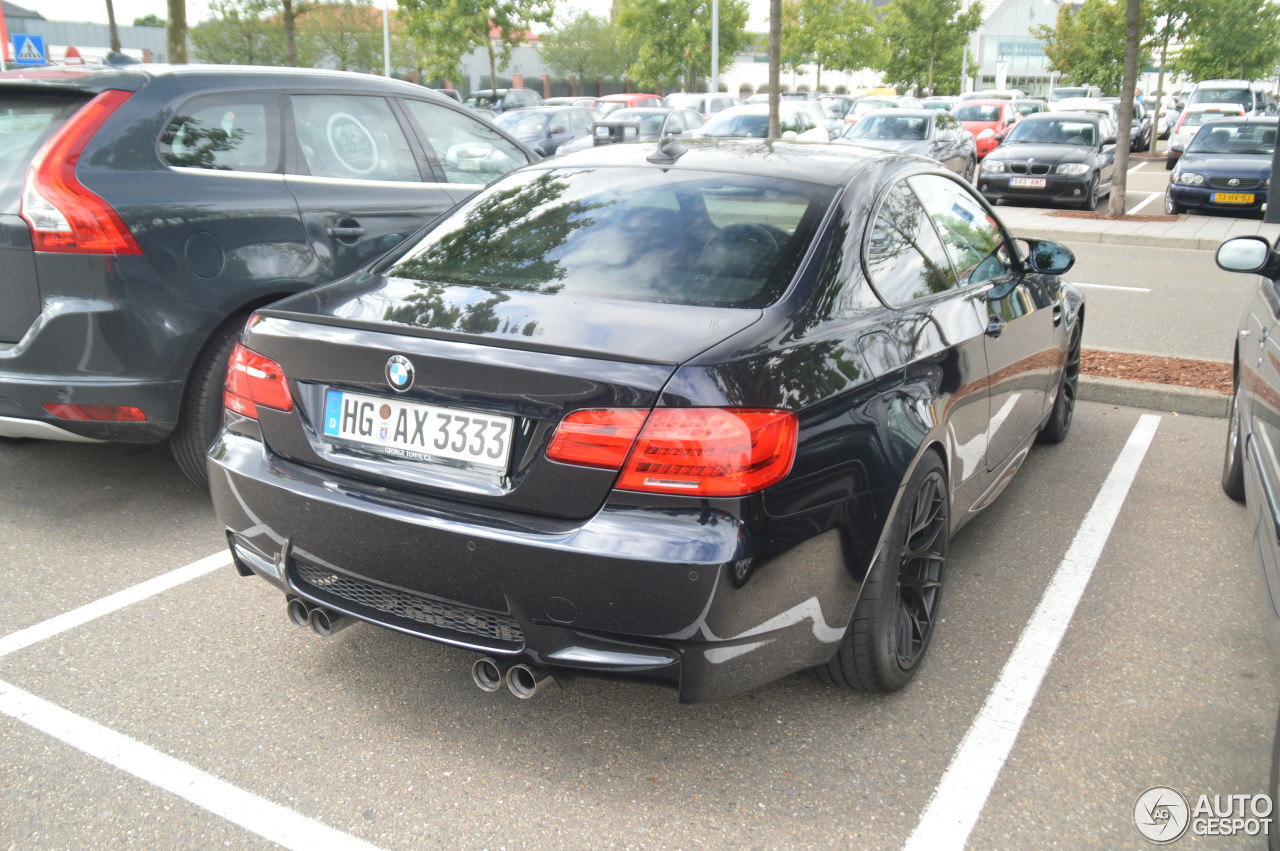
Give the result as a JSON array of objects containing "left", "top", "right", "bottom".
[{"left": 209, "top": 430, "right": 864, "bottom": 703}]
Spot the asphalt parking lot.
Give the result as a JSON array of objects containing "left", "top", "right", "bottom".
[{"left": 3, "top": 394, "right": 1275, "bottom": 849}]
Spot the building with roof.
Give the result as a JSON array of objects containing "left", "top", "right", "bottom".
[{"left": 2, "top": 0, "right": 168, "bottom": 64}]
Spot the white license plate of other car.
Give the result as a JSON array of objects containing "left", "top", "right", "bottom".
[
  {"left": 1010, "top": 177, "right": 1047, "bottom": 189},
  {"left": 1213, "top": 192, "right": 1256, "bottom": 205},
  {"left": 322, "top": 389, "right": 513, "bottom": 470}
]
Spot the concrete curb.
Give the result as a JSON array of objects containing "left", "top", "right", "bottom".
[
  {"left": 1080, "top": 375, "right": 1230, "bottom": 418},
  {"left": 1014, "top": 226, "right": 1232, "bottom": 252}
]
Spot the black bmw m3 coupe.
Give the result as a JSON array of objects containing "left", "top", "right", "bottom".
[{"left": 209, "top": 137, "right": 1084, "bottom": 703}]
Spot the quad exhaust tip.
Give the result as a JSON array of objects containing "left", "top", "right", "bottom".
[
  {"left": 471, "top": 657, "right": 555, "bottom": 699},
  {"left": 286, "top": 596, "right": 354, "bottom": 637}
]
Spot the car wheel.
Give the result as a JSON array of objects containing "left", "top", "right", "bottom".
[
  {"left": 1223, "top": 374, "right": 1246, "bottom": 501},
  {"left": 169, "top": 319, "right": 244, "bottom": 490},
  {"left": 811, "top": 452, "right": 949, "bottom": 692},
  {"left": 1164, "top": 186, "right": 1185, "bottom": 215},
  {"left": 1165, "top": 152, "right": 1177, "bottom": 170},
  {"left": 962, "top": 156, "right": 976, "bottom": 183},
  {"left": 1038, "top": 320, "right": 1081, "bottom": 445},
  {"left": 1078, "top": 176, "right": 1098, "bottom": 211}
]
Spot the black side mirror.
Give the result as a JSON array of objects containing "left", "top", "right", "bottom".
[
  {"left": 1218, "top": 236, "right": 1280, "bottom": 277},
  {"left": 1019, "top": 238, "right": 1076, "bottom": 275}
]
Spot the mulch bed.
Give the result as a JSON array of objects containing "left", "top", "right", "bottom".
[{"left": 1082, "top": 349, "right": 1232, "bottom": 395}]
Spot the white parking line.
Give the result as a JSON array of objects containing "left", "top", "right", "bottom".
[
  {"left": 905, "top": 413, "right": 1162, "bottom": 850},
  {"left": 1073, "top": 282, "right": 1152, "bottom": 292},
  {"left": 0, "top": 680, "right": 382, "bottom": 851},
  {"left": 0, "top": 549, "right": 384, "bottom": 849},
  {"left": 1128, "top": 190, "right": 1161, "bottom": 215},
  {"left": 1128, "top": 160, "right": 1148, "bottom": 174},
  {"left": 0, "top": 551, "right": 231, "bottom": 659}
]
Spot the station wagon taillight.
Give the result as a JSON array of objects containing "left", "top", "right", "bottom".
[
  {"left": 20, "top": 89, "right": 142, "bottom": 255},
  {"left": 548, "top": 408, "right": 798, "bottom": 497},
  {"left": 224, "top": 342, "right": 294, "bottom": 419}
]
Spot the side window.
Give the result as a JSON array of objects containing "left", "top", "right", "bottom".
[
  {"left": 402, "top": 99, "right": 530, "bottom": 186},
  {"left": 160, "top": 95, "right": 276, "bottom": 172},
  {"left": 289, "top": 94, "right": 421, "bottom": 181},
  {"left": 864, "top": 182, "right": 957, "bottom": 305},
  {"left": 907, "top": 173, "right": 1010, "bottom": 287}
]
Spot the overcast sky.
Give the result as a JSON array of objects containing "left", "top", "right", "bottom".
[{"left": 38, "top": 0, "right": 771, "bottom": 32}]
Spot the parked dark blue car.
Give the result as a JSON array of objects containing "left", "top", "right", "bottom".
[{"left": 1165, "top": 116, "right": 1274, "bottom": 216}]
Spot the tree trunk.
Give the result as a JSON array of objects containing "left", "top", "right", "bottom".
[
  {"left": 1106, "top": 0, "right": 1141, "bottom": 218},
  {"left": 166, "top": 0, "right": 187, "bottom": 64},
  {"left": 283, "top": 0, "right": 297, "bottom": 67},
  {"left": 768, "top": 0, "right": 781, "bottom": 139},
  {"left": 487, "top": 39, "right": 497, "bottom": 91}
]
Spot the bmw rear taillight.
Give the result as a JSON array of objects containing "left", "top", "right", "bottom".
[
  {"left": 224, "top": 342, "right": 293, "bottom": 419},
  {"left": 547, "top": 408, "right": 798, "bottom": 497},
  {"left": 20, "top": 89, "right": 142, "bottom": 255}
]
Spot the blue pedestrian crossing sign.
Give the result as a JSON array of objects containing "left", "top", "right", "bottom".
[{"left": 13, "top": 34, "right": 47, "bottom": 66}]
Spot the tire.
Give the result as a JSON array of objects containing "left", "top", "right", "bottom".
[
  {"left": 811, "top": 452, "right": 949, "bottom": 692},
  {"left": 1223, "top": 375, "right": 1246, "bottom": 501},
  {"left": 962, "top": 156, "right": 976, "bottom": 183},
  {"left": 1165, "top": 152, "right": 1177, "bottom": 170},
  {"left": 1078, "top": 176, "right": 1098, "bottom": 211},
  {"left": 1164, "top": 186, "right": 1185, "bottom": 215},
  {"left": 1038, "top": 320, "right": 1081, "bottom": 444},
  {"left": 169, "top": 320, "right": 243, "bottom": 490}
]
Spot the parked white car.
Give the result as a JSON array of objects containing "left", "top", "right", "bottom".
[{"left": 691, "top": 103, "right": 831, "bottom": 141}]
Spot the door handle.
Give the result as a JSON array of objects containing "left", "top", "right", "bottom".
[
  {"left": 1052, "top": 305, "right": 1063, "bottom": 326},
  {"left": 985, "top": 317, "right": 1005, "bottom": 338},
  {"left": 326, "top": 226, "right": 368, "bottom": 238}
]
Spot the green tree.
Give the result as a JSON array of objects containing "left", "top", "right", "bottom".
[
  {"left": 298, "top": 1, "right": 409, "bottom": 72},
  {"left": 541, "top": 13, "right": 629, "bottom": 93},
  {"left": 191, "top": 0, "right": 286, "bottom": 65},
  {"left": 1145, "top": 0, "right": 1196, "bottom": 99},
  {"left": 781, "top": 0, "right": 882, "bottom": 90},
  {"left": 1173, "top": 0, "right": 1280, "bottom": 81},
  {"left": 1031, "top": 0, "right": 1149, "bottom": 93},
  {"left": 617, "top": 0, "right": 752, "bottom": 92},
  {"left": 399, "top": 0, "right": 554, "bottom": 91},
  {"left": 133, "top": 13, "right": 165, "bottom": 26},
  {"left": 877, "top": 0, "right": 982, "bottom": 96}
]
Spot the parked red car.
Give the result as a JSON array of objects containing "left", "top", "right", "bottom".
[
  {"left": 953, "top": 99, "right": 1020, "bottom": 158},
  {"left": 593, "top": 93, "right": 663, "bottom": 117}
]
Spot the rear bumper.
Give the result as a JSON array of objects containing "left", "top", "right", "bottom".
[{"left": 209, "top": 431, "right": 863, "bottom": 703}]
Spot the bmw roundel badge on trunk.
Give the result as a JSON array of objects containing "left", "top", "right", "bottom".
[{"left": 385, "top": 355, "right": 414, "bottom": 392}]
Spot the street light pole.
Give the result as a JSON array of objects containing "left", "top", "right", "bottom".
[
  {"left": 383, "top": 0, "right": 391, "bottom": 78},
  {"left": 711, "top": 0, "right": 720, "bottom": 95}
]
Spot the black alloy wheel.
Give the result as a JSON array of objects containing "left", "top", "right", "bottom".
[
  {"left": 1078, "top": 175, "right": 1099, "bottom": 211},
  {"left": 1223, "top": 373, "right": 1246, "bottom": 501},
  {"left": 963, "top": 156, "right": 976, "bottom": 183},
  {"left": 812, "top": 452, "right": 949, "bottom": 692},
  {"left": 1038, "top": 320, "right": 1081, "bottom": 444}
]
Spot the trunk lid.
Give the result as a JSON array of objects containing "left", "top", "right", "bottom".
[{"left": 247, "top": 277, "right": 762, "bottom": 520}]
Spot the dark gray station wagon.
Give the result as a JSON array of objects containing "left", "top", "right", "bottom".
[{"left": 0, "top": 64, "right": 534, "bottom": 486}]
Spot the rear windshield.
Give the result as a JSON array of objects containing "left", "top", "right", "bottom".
[
  {"left": 1189, "top": 88, "right": 1251, "bottom": 108},
  {"left": 0, "top": 93, "right": 90, "bottom": 198},
  {"left": 954, "top": 104, "right": 1001, "bottom": 122},
  {"left": 384, "top": 165, "right": 836, "bottom": 309}
]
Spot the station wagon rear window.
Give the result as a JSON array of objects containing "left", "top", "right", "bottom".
[
  {"left": 384, "top": 166, "right": 836, "bottom": 309},
  {"left": 0, "top": 94, "right": 89, "bottom": 194}
]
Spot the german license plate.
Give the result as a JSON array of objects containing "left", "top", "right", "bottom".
[
  {"left": 1010, "top": 177, "right": 1047, "bottom": 189},
  {"left": 1212, "top": 192, "right": 1255, "bottom": 205},
  {"left": 321, "top": 389, "right": 512, "bottom": 471}
]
